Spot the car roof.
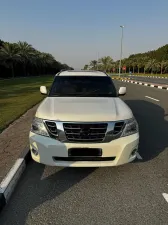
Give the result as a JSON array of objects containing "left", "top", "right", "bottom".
[{"left": 56, "top": 70, "right": 108, "bottom": 77}]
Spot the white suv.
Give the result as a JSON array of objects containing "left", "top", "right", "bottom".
[{"left": 29, "top": 70, "right": 139, "bottom": 167}]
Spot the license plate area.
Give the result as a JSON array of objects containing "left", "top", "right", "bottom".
[{"left": 68, "top": 148, "right": 102, "bottom": 157}]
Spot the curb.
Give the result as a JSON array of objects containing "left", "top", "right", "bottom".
[
  {"left": 128, "top": 75, "right": 168, "bottom": 79},
  {"left": 113, "top": 78, "right": 168, "bottom": 90},
  {"left": 0, "top": 148, "right": 31, "bottom": 212},
  {"left": 111, "top": 77, "right": 130, "bottom": 80}
]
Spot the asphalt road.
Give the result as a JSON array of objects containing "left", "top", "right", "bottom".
[
  {"left": 126, "top": 75, "right": 168, "bottom": 85},
  {"left": 1, "top": 81, "right": 168, "bottom": 225}
]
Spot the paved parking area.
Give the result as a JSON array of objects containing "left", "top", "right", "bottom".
[{"left": 1, "top": 81, "right": 168, "bottom": 225}]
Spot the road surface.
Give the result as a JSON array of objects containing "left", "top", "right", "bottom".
[
  {"left": 1, "top": 80, "right": 168, "bottom": 225},
  {"left": 126, "top": 75, "right": 168, "bottom": 85}
]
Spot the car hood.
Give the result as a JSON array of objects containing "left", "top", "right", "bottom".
[{"left": 35, "top": 97, "right": 133, "bottom": 122}]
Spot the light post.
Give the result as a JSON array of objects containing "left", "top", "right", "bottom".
[{"left": 119, "top": 25, "right": 124, "bottom": 77}]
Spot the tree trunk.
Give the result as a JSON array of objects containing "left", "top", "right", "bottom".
[
  {"left": 43, "top": 67, "right": 46, "bottom": 75},
  {"left": 133, "top": 67, "right": 135, "bottom": 74},
  {"left": 11, "top": 64, "right": 14, "bottom": 78},
  {"left": 144, "top": 67, "right": 145, "bottom": 74},
  {"left": 23, "top": 63, "right": 27, "bottom": 76},
  {"left": 138, "top": 66, "right": 140, "bottom": 74},
  {"left": 129, "top": 67, "right": 130, "bottom": 73},
  {"left": 161, "top": 65, "right": 163, "bottom": 74}
]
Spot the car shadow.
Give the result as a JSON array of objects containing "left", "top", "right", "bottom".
[
  {"left": 124, "top": 99, "right": 168, "bottom": 162},
  {"left": 0, "top": 162, "right": 96, "bottom": 225}
]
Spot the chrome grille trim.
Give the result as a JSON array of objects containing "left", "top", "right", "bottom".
[
  {"left": 45, "top": 121, "right": 58, "bottom": 137},
  {"left": 113, "top": 121, "right": 125, "bottom": 136},
  {"left": 43, "top": 120, "right": 125, "bottom": 143},
  {"left": 63, "top": 123, "right": 107, "bottom": 143}
]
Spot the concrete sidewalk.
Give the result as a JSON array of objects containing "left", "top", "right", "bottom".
[{"left": 0, "top": 105, "right": 38, "bottom": 183}]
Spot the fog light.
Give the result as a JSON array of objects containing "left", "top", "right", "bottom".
[
  {"left": 131, "top": 149, "right": 137, "bottom": 156},
  {"left": 32, "top": 148, "right": 38, "bottom": 156}
]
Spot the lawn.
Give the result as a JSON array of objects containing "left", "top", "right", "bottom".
[{"left": 0, "top": 75, "right": 54, "bottom": 133}]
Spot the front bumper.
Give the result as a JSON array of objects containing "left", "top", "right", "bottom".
[{"left": 29, "top": 131, "right": 139, "bottom": 167}]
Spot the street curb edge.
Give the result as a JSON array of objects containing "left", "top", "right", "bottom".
[
  {"left": 0, "top": 148, "right": 31, "bottom": 213},
  {"left": 113, "top": 78, "right": 168, "bottom": 90}
]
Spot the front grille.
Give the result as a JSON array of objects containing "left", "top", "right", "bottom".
[
  {"left": 63, "top": 123, "right": 108, "bottom": 143},
  {"left": 113, "top": 121, "right": 125, "bottom": 135},
  {"left": 45, "top": 121, "right": 58, "bottom": 137}
]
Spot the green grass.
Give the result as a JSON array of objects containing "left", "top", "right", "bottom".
[{"left": 0, "top": 75, "right": 54, "bottom": 133}]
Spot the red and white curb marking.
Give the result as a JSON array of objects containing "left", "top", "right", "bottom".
[
  {"left": 128, "top": 75, "right": 168, "bottom": 79},
  {"left": 0, "top": 148, "right": 31, "bottom": 212},
  {"left": 113, "top": 78, "right": 168, "bottom": 90},
  {"left": 162, "top": 193, "right": 168, "bottom": 203}
]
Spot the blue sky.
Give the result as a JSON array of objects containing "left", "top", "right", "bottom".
[{"left": 0, "top": 0, "right": 168, "bottom": 68}]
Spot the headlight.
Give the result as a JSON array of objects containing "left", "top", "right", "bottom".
[
  {"left": 31, "top": 117, "right": 49, "bottom": 137},
  {"left": 121, "top": 117, "right": 139, "bottom": 137}
]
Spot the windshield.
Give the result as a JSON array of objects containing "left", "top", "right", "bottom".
[{"left": 49, "top": 76, "right": 117, "bottom": 97}]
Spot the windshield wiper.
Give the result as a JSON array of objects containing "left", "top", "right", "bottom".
[
  {"left": 79, "top": 89, "right": 101, "bottom": 96},
  {"left": 49, "top": 94, "right": 62, "bottom": 97},
  {"left": 50, "top": 89, "right": 112, "bottom": 97}
]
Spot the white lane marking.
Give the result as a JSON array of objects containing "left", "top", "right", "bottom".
[
  {"left": 162, "top": 193, "right": 168, "bottom": 203},
  {"left": 145, "top": 96, "right": 160, "bottom": 102},
  {"left": 136, "top": 152, "right": 143, "bottom": 160}
]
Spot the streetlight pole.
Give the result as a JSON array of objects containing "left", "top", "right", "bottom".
[{"left": 119, "top": 25, "right": 124, "bottom": 77}]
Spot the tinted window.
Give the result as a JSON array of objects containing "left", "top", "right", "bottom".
[{"left": 49, "top": 76, "right": 117, "bottom": 97}]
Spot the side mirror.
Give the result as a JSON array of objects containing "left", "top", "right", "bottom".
[
  {"left": 118, "top": 87, "right": 126, "bottom": 96},
  {"left": 40, "top": 86, "right": 47, "bottom": 95}
]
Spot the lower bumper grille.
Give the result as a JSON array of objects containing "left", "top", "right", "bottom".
[
  {"left": 53, "top": 157, "right": 116, "bottom": 162},
  {"left": 63, "top": 123, "right": 108, "bottom": 143}
]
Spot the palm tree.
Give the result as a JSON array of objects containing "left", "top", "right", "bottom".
[
  {"left": 130, "top": 58, "right": 137, "bottom": 74},
  {"left": 39, "top": 52, "right": 55, "bottom": 65},
  {"left": 0, "top": 43, "right": 21, "bottom": 77},
  {"left": 145, "top": 59, "right": 157, "bottom": 74},
  {"left": 125, "top": 60, "right": 132, "bottom": 74},
  {"left": 136, "top": 57, "right": 143, "bottom": 74},
  {"left": 153, "top": 62, "right": 160, "bottom": 74},
  {"left": 107, "top": 63, "right": 115, "bottom": 73},
  {"left": 37, "top": 52, "right": 56, "bottom": 74},
  {"left": 17, "top": 41, "right": 36, "bottom": 76},
  {"left": 90, "top": 60, "right": 97, "bottom": 70},
  {"left": 83, "top": 64, "right": 89, "bottom": 70},
  {"left": 121, "top": 58, "right": 127, "bottom": 74},
  {"left": 163, "top": 61, "right": 168, "bottom": 74},
  {"left": 140, "top": 56, "right": 150, "bottom": 74},
  {"left": 114, "top": 60, "right": 120, "bottom": 73},
  {"left": 0, "top": 39, "right": 4, "bottom": 47},
  {"left": 159, "top": 60, "right": 168, "bottom": 74},
  {"left": 99, "top": 56, "right": 113, "bottom": 72}
]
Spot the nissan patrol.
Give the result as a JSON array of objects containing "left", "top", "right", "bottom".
[{"left": 29, "top": 70, "right": 139, "bottom": 167}]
